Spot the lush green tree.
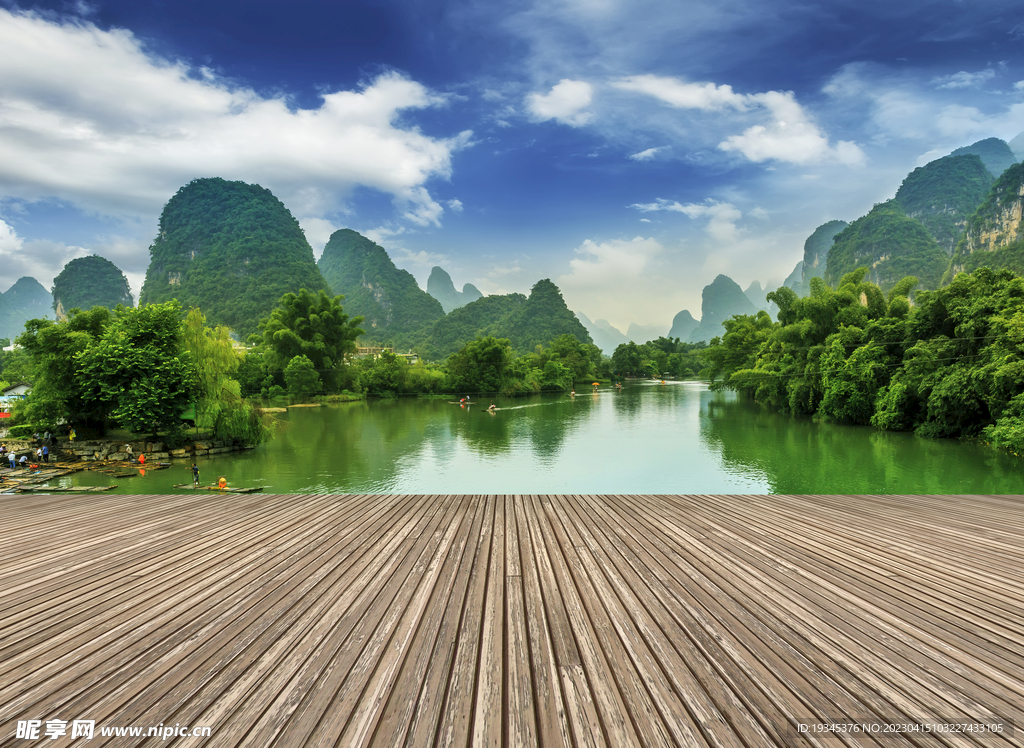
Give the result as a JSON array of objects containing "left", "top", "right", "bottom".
[
  {"left": 358, "top": 350, "right": 407, "bottom": 396},
  {"left": 183, "top": 308, "right": 271, "bottom": 443},
  {"left": 446, "top": 336, "right": 515, "bottom": 394},
  {"left": 0, "top": 345, "right": 33, "bottom": 387},
  {"left": 284, "top": 354, "right": 322, "bottom": 399},
  {"left": 702, "top": 264, "right": 1024, "bottom": 454},
  {"left": 611, "top": 342, "right": 643, "bottom": 377},
  {"left": 16, "top": 307, "right": 112, "bottom": 430},
  {"left": 76, "top": 301, "right": 197, "bottom": 436},
  {"left": 540, "top": 360, "right": 573, "bottom": 391},
  {"left": 235, "top": 351, "right": 267, "bottom": 397},
  {"left": 548, "top": 333, "right": 596, "bottom": 382},
  {"left": 260, "top": 288, "right": 364, "bottom": 389}
]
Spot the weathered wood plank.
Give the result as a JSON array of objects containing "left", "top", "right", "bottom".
[{"left": 1, "top": 492, "right": 1021, "bottom": 748}]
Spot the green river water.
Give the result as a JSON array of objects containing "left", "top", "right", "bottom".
[{"left": 46, "top": 380, "right": 1024, "bottom": 495}]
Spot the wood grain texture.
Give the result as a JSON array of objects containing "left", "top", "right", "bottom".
[{"left": 0, "top": 493, "right": 1021, "bottom": 747}]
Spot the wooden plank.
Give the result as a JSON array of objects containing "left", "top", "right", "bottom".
[{"left": 1, "top": 493, "right": 1021, "bottom": 748}]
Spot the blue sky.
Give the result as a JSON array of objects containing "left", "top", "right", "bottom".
[{"left": 1, "top": 0, "right": 1022, "bottom": 331}]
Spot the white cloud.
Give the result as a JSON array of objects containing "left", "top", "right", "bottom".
[
  {"left": 615, "top": 74, "right": 864, "bottom": 166},
  {"left": 718, "top": 91, "right": 865, "bottom": 166},
  {"left": 1016, "top": 81, "right": 1024, "bottom": 91},
  {"left": 630, "top": 198, "right": 743, "bottom": 243},
  {"left": 0, "top": 8, "right": 470, "bottom": 228},
  {"left": 557, "top": 236, "right": 675, "bottom": 330},
  {"left": 363, "top": 225, "right": 407, "bottom": 246},
  {"left": 0, "top": 218, "right": 23, "bottom": 255},
  {"left": 391, "top": 247, "right": 449, "bottom": 271},
  {"left": 298, "top": 217, "right": 343, "bottom": 256},
  {"left": 628, "top": 146, "right": 669, "bottom": 161},
  {"left": 932, "top": 69, "right": 996, "bottom": 89},
  {"left": 526, "top": 79, "right": 594, "bottom": 126},
  {"left": 447, "top": 198, "right": 464, "bottom": 212},
  {"left": 612, "top": 75, "right": 746, "bottom": 111},
  {"left": 824, "top": 62, "right": 1024, "bottom": 147}
]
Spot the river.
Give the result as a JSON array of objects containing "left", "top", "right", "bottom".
[{"left": 48, "top": 380, "right": 1024, "bottom": 495}]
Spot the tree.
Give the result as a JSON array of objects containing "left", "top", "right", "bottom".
[
  {"left": 446, "top": 336, "right": 514, "bottom": 394},
  {"left": 183, "top": 308, "right": 271, "bottom": 443},
  {"left": 284, "top": 355, "right": 322, "bottom": 399},
  {"left": 548, "top": 333, "right": 595, "bottom": 382},
  {"left": 611, "top": 342, "right": 643, "bottom": 377},
  {"left": 260, "top": 289, "right": 364, "bottom": 389},
  {"left": 16, "top": 307, "right": 112, "bottom": 430},
  {"left": 77, "top": 301, "right": 197, "bottom": 436},
  {"left": 358, "top": 350, "right": 406, "bottom": 396}
]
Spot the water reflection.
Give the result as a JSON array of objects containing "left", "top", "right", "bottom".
[
  {"left": 43, "top": 383, "right": 1024, "bottom": 495},
  {"left": 699, "top": 392, "right": 1024, "bottom": 494}
]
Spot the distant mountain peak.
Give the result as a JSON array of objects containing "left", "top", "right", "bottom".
[
  {"left": 950, "top": 137, "right": 1016, "bottom": 178},
  {"left": 427, "top": 265, "right": 483, "bottom": 313}
]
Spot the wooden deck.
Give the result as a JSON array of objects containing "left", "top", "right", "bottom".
[{"left": 0, "top": 493, "right": 1021, "bottom": 747}]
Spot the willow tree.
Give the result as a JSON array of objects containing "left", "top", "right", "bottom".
[{"left": 183, "top": 308, "right": 272, "bottom": 444}]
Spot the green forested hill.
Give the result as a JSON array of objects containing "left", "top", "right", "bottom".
[
  {"left": 418, "top": 279, "right": 592, "bottom": 360},
  {"left": 0, "top": 277, "right": 52, "bottom": 339},
  {"left": 139, "top": 178, "right": 329, "bottom": 337},
  {"left": 824, "top": 201, "right": 947, "bottom": 292},
  {"left": 949, "top": 162, "right": 1024, "bottom": 278},
  {"left": 317, "top": 229, "right": 445, "bottom": 348},
  {"left": 894, "top": 154, "right": 994, "bottom": 254},
  {"left": 802, "top": 220, "right": 849, "bottom": 288},
  {"left": 499, "top": 279, "right": 592, "bottom": 352},
  {"left": 52, "top": 256, "right": 133, "bottom": 316},
  {"left": 950, "top": 137, "right": 1017, "bottom": 178},
  {"left": 419, "top": 293, "right": 525, "bottom": 361}
]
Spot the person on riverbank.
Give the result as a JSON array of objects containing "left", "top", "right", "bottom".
[
  {"left": 68, "top": 428, "right": 76, "bottom": 445},
  {"left": 7, "top": 451, "right": 15, "bottom": 469},
  {"left": 19, "top": 454, "right": 28, "bottom": 468},
  {"left": 42, "top": 444, "right": 49, "bottom": 463},
  {"left": 124, "top": 443, "right": 132, "bottom": 460},
  {"left": 192, "top": 463, "right": 200, "bottom": 486}
]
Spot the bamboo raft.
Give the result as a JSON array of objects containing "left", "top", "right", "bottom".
[
  {"left": 10, "top": 485, "right": 118, "bottom": 493},
  {"left": 172, "top": 483, "right": 265, "bottom": 494}
]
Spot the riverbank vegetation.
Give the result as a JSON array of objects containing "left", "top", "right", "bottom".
[
  {"left": 701, "top": 266, "right": 1024, "bottom": 451},
  {"left": 10, "top": 301, "right": 271, "bottom": 445}
]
